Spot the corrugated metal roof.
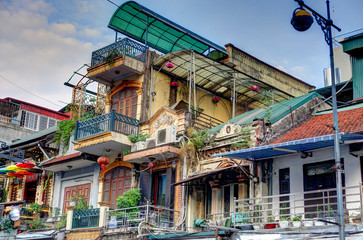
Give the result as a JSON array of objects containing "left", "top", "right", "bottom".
[
  {"left": 209, "top": 91, "right": 322, "bottom": 134},
  {"left": 10, "top": 126, "right": 57, "bottom": 147}
]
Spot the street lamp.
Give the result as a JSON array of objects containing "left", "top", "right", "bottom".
[{"left": 291, "top": 1, "right": 344, "bottom": 239}]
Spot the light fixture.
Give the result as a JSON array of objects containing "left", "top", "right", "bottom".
[
  {"left": 291, "top": 7, "right": 313, "bottom": 32},
  {"left": 67, "top": 165, "right": 72, "bottom": 170}
]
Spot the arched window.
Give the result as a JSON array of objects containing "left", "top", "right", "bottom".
[
  {"left": 103, "top": 167, "right": 131, "bottom": 209},
  {"left": 111, "top": 87, "right": 138, "bottom": 118}
]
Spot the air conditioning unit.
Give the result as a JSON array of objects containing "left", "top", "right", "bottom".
[
  {"left": 145, "top": 138, "right": 157, "bottom": 149},
  {"left": 131, "top": 141, "right": 146, "bottom": 152},
  {"left": 156, "top": 126, "right": 177, "bottom": 146}
]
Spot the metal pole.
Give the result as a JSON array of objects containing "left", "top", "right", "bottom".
[
  {"left": 326, "top": 0, "right": 344, "bottom": 238},
  {"left": 145, "top": 16, "right": 149, "bottom": 48},
  {"left": 232, "top": 72, "right": 236, "bottom": 119},
  {"left": 188, "top": 51, "right": 193, "bottom": 112},
  {"left": 149, "top": 67, "right": 153, "bottom": 119}
]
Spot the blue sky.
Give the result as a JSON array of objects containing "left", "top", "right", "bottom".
[{"left": 0, "top": 0, "right": 362, "bottom": 110}]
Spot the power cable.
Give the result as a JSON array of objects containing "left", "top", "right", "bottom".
[{"left": 0, "top": 74, "right": 63, "bottom": 108}]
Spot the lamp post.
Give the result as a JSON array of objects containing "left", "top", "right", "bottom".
[{"left": 291, "top": 0, "right": 344, "bottom": 239}]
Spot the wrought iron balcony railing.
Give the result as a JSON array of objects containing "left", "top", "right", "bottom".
[
  {"left": 75, "top": 111, "right": 139, "bottom": 140},
  {"left": 91, "top": 38, "right": 147, "bottom": 66},
  {"left": 105, "top": 202, "right": 181, "bottom": 231},
  {"left": 72, "top": 208, "right": 100, "bottom": 229}
]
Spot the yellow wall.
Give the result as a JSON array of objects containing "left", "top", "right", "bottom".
[{"left": 151, "top": 69, "right": 233, "bottom": 123}]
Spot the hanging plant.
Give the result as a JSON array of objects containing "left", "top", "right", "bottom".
[
  {"left": 165, "top": 61, "right": 174, "bottom": 69},
  {"left": 212, "top": 96, "right": 221, "bottom": 103},
  {"left": 171, "top": 81, "right": 179, "bottom": 87},
  {"left": 250, "top": 85, "right": 259, "bottom": 96}
]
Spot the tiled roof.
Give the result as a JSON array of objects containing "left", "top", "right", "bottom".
[{"left": 273, "top": 106, "right": 363, "bottom": 144}]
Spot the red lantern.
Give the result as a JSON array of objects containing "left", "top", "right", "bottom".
[
  {"left": 165, "top": 61, "right": 174, "bottom": 69},
  {"left": 148, "top": 162, "right": 155, "bottom": 168},
  {"left": 171, "top": 81, "right": 179, "bottom": 87},
  {"left": 16, "top": 161, "right": 35, "bottom": 169},
  {"left": 250, "top": 85, "right": 259, "bottom": 92},
  {"left": 97, "top": 156, "right": 110, "bottom": 172},
  {"left": 212, "top": 96, "right": 221, "bottom": 103}
]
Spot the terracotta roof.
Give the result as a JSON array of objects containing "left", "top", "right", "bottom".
[
  {"left": 273, "top": 106, "right": 363, "bottom": 144},
  {"left": 41, "top": 152, "right": 82, "bottom": 166}
]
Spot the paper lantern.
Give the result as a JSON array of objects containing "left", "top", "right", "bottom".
[
  {"left": 97, "top": 156, "right": 110, "bottom": 171},
  {"left": 148, "top": 162, "right": 155, "bottom": 168},
  {"left": 171, "top": 81, "right": 179, "bottom": 87},
  {"left": 165, "top": 61, "right": 174, "bottom": 69}
]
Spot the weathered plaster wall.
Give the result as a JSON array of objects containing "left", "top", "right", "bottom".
[
  {"left": 226, "top": 45, "right": 315, "bottom": 98},
  {"left": 0, "top": 123, "right": 35, "bottom": 144}
]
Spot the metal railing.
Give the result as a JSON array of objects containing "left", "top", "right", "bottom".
[
  {"left": 190, "top": 110, "right": 224, "bottom": 130},
  {"left": 106, "top": 203, "right": 180, "bottom": 231},
  {"left": 91, "top": 38, "right": 147, "bottom": 66},
  {"left": 75, "top": 111, "right": 139, "bottom": 140},
  {"left": 72, "top": 208, "right": 100, "bottom": 229},
  {"left": 208, "top": 185, "right": 362, "bottom": 227}
]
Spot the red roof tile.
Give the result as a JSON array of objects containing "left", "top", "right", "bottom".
[
  {"left": 41, "top": 152, "right": 81, "bottom": 166},
  {"left": 273, "top": 107, "right": 363, "bottom": 144}
]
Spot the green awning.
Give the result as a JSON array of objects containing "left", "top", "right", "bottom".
[{"left": 108, "top": 1, "right": 228, "bottom": 57}]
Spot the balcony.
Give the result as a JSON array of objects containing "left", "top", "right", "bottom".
[
  {"left": 207, "top": 185, "right": 362, "bottom": 229},
  {"left": 74, "top": 111, "right": 139, "bottom": 156},
  {"left": 105, "top": 202, "right": 181, "bottom": 233},
  {"left": 87, "top": 38, "right": 147, "bottom": 84}
]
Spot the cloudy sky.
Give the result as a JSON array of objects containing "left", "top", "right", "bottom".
[{"left": 0, "top": 0, "right": 362, "bottom": 111}]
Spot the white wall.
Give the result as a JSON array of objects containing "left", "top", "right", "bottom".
[
  {"left": 272, "top": 144, "right": 361, "bottom": 216},
  {"left": 52, "top": 165, "right": 100, "bottom": 214}
]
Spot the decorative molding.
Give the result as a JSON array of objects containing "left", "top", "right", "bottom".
[{"left": 99, "top": 159, "right": 132, "bottom": 178}]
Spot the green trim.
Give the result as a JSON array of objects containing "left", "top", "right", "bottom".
[{"left": 108, "top": 1, "right": 227, "bottom": 57}]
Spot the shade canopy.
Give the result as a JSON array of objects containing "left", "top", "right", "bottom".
[
  {"left": 154, "top": 50, "right": 293, "bottom": 109},
  {"left": 108, "top": 1, "right": 228, "bottom": 57},
  {"left": 213, "top": 133, "right": 363, "bottom": 160}
]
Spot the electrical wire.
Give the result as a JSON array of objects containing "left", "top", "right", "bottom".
[{"left": 0, "top": 74, "right": 63, "bottom": 108}]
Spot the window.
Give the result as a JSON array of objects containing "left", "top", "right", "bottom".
[
  {"left": 111, "top": 87, "right": 138, "bottom": 118},
  {"left": 103, "top": 167, "right": 131, "bottom": 209},
  {"left": 21, "top": 110, "right": 57, "bottom": 131},
  {"left": 24, "top": 111, "right": 38, "bottom": 130},
  {"left": 152, "top": 172, "right": 167, "bottom": 206},
  {"left": 279, "top": 168, "right": 290, "bottom": 194}
]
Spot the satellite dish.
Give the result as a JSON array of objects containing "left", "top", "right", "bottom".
[{"left": 9, "top": 206, "right": 21, "bottom": 221}]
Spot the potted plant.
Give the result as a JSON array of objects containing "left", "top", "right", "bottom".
[
  {"left": 352, "top": 213, "right": 361, "bottom": 224},
  {"left": 304, "top": 213, "right": 314, "bottom": 227},
  {"left": 292, "top": 216, "right": 302, "bottom": 228},
  {"left": 279, "top": 216, "right": 290, "bottom": 228},
  {"left": 314, "top": 207, "right": 326, "bottom": 226}
]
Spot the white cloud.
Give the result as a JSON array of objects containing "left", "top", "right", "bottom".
[
  {"left": 51, "top": 23, "right": 77, "bottom": 35},
  {"left": 291, "top": 66, "right": 307, "bottom": 73},
  {"left": 81, "top": 28, "right": 101, "bottom": 38},
  {"left": 0, "top": 0, "right": 97, "bottom": 110}
]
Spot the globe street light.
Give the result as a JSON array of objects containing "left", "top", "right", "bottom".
[{"left": 291, "top": 0, "right": 344, "bottom": 239}]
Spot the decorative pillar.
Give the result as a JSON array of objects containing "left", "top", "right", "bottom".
[
  {"left": 211, "top": 180, "right": 221, "bottom": 221},
  {"left": 99, "top": 206, "right": 109, "bottom": 227},
  {"left": 66, "top": 206, "right": 74, "bottom": 230},
  {"left": 97, "top": 178, "right": 104, "bottom": 208},
  {"left": 237, "top": 175, "right": 248, "bottom": 200}
]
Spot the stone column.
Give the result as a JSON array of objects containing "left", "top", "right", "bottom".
[
  {"left": 211, "top": 180, "right": 221, "bottom": 221},
  {"left": 66, "top": 206, "right": 74, "bottom": 230}
]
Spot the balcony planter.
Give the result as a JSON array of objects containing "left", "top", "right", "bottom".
[
  {"left": 212, "top": 97, "right": 221, "bottom": 103},
  {"left": 265, "top": 223, "right": 276, "bottom": 229},
  {"left": 252, "top": 223, "right": 263, "bottom": 230},
  {"left": 279, "top": 220, "right": 289, "bottom": 228},
  {"left": 292, "top": 221, "right": 301, "bottom": 228},
  {"left": 304, "top": 219, "right": 314, "bottom": 227}
]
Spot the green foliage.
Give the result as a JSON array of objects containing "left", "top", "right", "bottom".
[
  {"left": 72, "top": 195, "right": 89, "bottom": 211},
  {"left": 53, "top": 207, "right": 61, "bottom": 217},
  {"left": 122, "top": 149, "right": 131, "bottom": 155},
  {"left": 292, "top": 216, "right": 301, "bottom": 221},
  {"left": 128, "top": 132, "right": 149, "bottom": 144},
  {"left": 30, "top": 202, "right": 42, "bottom": 215},
  {"left": 280, "top": 216, "right": 290, "bottom": 221},
  {"left": 0, "top": 188, "right": 7, "bottom": 202},
  {"left": 26, "top": 218, "right": 47, "bottom": 230},
  {"left": 105, "top": 49, "right": 120, "bottom": 68},
  {"left": 230, "top": 127, "right": 251, "bottom": 150},
  {"left": 188, "top": 129, "right": 208, "bottom": 150},
  {"left": 0, "top": 217, "right": 13, "bottom": 233},
  {"left": 54, "top": 214, "right": 67, "bottom": 230},
  {"left": 116, "top": 188, "right": 141, "bottom": 209},
  {"left": 54, "top": 105, "right": 95, "bottom": 154},
  {"left": 41, "top": 172, "right": 52, "bottom": 195}
]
